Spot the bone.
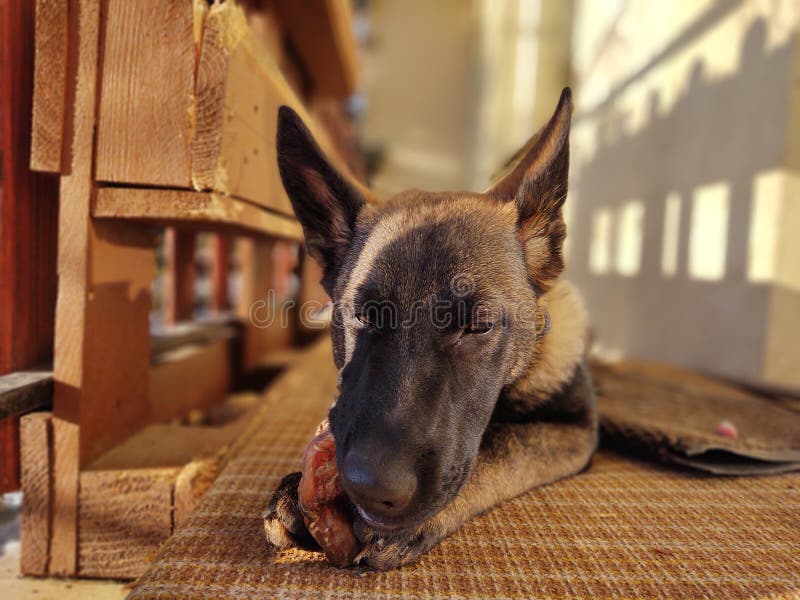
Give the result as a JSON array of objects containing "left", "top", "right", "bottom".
[{"left": 297, "top": 419, "right": 362, "bottom": 567}]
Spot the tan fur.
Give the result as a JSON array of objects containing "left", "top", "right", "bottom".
[{"left": 512, "top": 280, "right": 588, "bottom": 398}]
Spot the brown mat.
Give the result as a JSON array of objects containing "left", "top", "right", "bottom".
[
  {"left": 130, "top": 340, "right": 800, "bottom": 599},
  {"left": 594, "top": 361, "right": 800, "bottom": 474}
]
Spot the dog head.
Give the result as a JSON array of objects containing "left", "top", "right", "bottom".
[{"left": 277, "top": 89, "right": 572, "bottom": 532}]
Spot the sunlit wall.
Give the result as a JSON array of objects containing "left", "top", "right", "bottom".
[{"left": 567, "top": 0, "right": 800, "bottom": 386}]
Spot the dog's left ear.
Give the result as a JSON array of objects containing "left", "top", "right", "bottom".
[
  {"left": 277, "top": 106, "right": 367, "bottom": 296},
  {"left": 486, "top": 88, "right": 572, "bottom": 291}
]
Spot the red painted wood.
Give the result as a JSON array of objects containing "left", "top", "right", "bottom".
[
  {"left": 165, "top": 228, "right": 196, "bottom": 324},
  {"left": 0, "top": 416, "right": 21, "bottom": 493},
  {"left": 0, "top": 0, "right": 59, "bottom": 376},
  {"left": 211, "top": 234, "right": 230, "bottom": 312}
]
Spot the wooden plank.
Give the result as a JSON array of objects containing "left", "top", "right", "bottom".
[
  {"left": 0, "top": 0, "right": 60, "bottom": 375},
  {"left": 150, "top": 315, "right": 237, "bottom": 360},
  {"left": 95, "top": 0, "right": 195, "bottom": 187},
  {"left": 78, "top": 468, "right": 178, "bottom": 579},
  {"left": 20, "top": 412, "right": 53, "bottom": 575},
  {"left": 0, "top": 370, "right": 53, "bottom": 419},
  {"left": 191, "top": 1, "right": 359, "bottom": 216},
  {"left": 52, "top": 0, "right": 158, "bottom": 574},
  {"left": 165, "top": 229, "right": 197, "bottom": 324},
  {"left": 0, "top": 416, "right": 20, "bottom": 493},
  {"left": 149, "top": 337, "right": 232, "bottom": 425},
  {"left": 274, "top": 0, "right": 358, "bottom": 97},
  {"left": 30, "top": 0, "right": 68, "bottom": 172},
  {"left": 93, "top": 186, "right": 304, "bottom": 241},
  {"left": 212, "top": 234, "right": 231, "bottom": 311},
  {"left": 237, "top": 238, "right": 294, "bottom": 370},
  {"left": 50, "top": 417, "right": 78, "bottom": 575}
]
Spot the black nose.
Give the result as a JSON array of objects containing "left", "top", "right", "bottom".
[{"left": 340, "top": 450, "right": 417, "bottom": 519}]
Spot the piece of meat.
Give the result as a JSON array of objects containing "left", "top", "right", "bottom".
[{"left": 297, "top": 419, "right": 361, "bottom": 567}]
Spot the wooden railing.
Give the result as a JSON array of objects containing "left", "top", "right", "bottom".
[{"left": 1, "top": 0, "right": 360, "bottom": 579}]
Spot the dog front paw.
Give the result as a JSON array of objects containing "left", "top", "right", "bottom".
[
  {"left": 263, "top": 472, "right": 319, "bottom": 550},
  {"left": 353, "top": 518, "right": 442, "bottom": 570}
]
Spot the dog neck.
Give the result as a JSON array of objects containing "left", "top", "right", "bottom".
[{"left": 505, "top": 280, "right": 589, "bottom": 406}]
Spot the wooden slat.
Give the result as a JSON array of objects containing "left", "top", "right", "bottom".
[
  {"left": 52, "top": 0, "right": 159, "bottom": 575},
  {"left": 30, "top": 0, "right": 68, "bottom": 172},
  {"left": 149, "top": 337, "right": 232, "bottom": 425},
  {"left": 274, "top": 0, "right": 358, "bottom": 97},
  {"left": 78, "top": 468, "right": 177, "bottom": 579},
  {"left": 165, "top": 228, "right": 197, "bottom": 324},
  {"left": 93, "top": 187, "right": 304, "bottom": 241},
  {"left": 95, "top": 0, "right": 195, "bottom": 187},
  {"left": 212, "top": 234, "right": 231, "bottom": 311},
  {"left": 237, "top": 238, "right": 294, "bottom": 371},
  {"left": 50, "top": 417, "right": 78, "bottom": 575},
  {"left": 0, "top": 416, "right": 20, "bottom": 493},
  {"left": 0, "top": 0, "right": 59, "bottom": 375},
  {"left": 20, "top": 412, "right": 52, "bottom": 575},
  {"left": 0, "top": 370, "right": 53, "bottom": 419},
  {"left": 191, "top": 1, "right": 360, "bottom": 215}
]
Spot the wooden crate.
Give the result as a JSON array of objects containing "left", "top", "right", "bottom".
[{"left": 14, "top": 0, "right": 359, "bottom": 579}]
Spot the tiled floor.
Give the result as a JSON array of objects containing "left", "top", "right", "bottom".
[{"left": 0, "top": 493, "right": 128, "bottom": 600}]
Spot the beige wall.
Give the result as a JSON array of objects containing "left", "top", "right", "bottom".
[
  {"left": 566, "top": 0, "right": 800, "bottom": 386},
  {"left": 358, "top": 0, "right": 800, "bottom": 386}
]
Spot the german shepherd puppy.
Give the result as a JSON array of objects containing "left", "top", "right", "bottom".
[{"left": 264, "top": 88, "right": 597, "bottom": 570}]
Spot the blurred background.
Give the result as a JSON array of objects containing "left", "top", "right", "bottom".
[{"left": 350, "top": 0, "right": 800, "bottom": 389}]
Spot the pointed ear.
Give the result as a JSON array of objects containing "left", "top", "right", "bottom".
[
  {"left": 277, "top": 106, "right": 367, "bottom": 295},
  {"left": 486, "top": 88, "right": 572, "bottom": 291}
]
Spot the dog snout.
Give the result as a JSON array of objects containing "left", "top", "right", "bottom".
[{"left": 340, "top": 449, "right": 417, "bottom": 520}]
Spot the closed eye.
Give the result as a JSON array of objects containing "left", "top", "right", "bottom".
[{"left": 464, "top": 321, "right": 493, "bottom": 335}]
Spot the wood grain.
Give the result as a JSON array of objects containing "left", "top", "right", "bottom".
[
  {"left": 20, "top": 412, "right": 53, "bottom": 575},
  {"left": 93, "top": 187, "right": 304, "bottom": 241},
  {"left": 192, "top": 1, "right": 355, "bottom": 215},
  {"left": 78, "top": 468, "right": 178, "bottom": 579},
  {"left": 30, "top": 0, "right": 68, "bottom": 172},
  {"left": 0, "top": 370, "right": 53, "bottom": 418},
  {"left": 49, "top": 416, "right": 78, "bottom": 575},
  {"left": 95, "top": 0, "right": 195, "bottom": 186}
]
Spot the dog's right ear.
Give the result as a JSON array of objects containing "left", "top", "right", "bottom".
[{"left": 277, "top": 106, "right": 367, "bottom": 295}]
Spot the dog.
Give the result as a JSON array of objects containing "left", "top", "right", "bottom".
[{"left": 264, "top": 88, "right": 598, "bottom": 570}]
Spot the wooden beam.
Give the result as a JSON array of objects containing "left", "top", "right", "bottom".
[
  {"left": 30, "top": 0, "right": 68, "bottom": 172},
  {"left": 95, "top": 0, "right": 196, "bottom": 187},
  {"left": 236, "top": 238, "right": 295, "bottom": 370},
  {"left": 165, "top": 228, "right": 197, "bottom": 324},
  {"left": 20, "top": 412, "right": 53, "bottom": 575},
  {"left": 274, "top": 0, "right": 358, "bottom": 97},
  {"left": 93, "top": 187, "right": 304, "bottom": 241},
  {"left": 0, "top": 370, "right": 53, "bottom": 419},
  {"left": 50, "top": 417, "right": 78, "bottom": 575},
  {"left": 149, "top": 337, "right": 233, "bottom": 425},
  {"left": 77, "top": 468, "right": 177, "bottom": 579},
  {"left": 212, "top": 234, "right": 231, "bottom": 312},
  {"left": 191, "top": 1, "right": 360, "bottom": 215}
]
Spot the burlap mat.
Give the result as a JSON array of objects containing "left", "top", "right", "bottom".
[
  {"left": 594, "top": 361, "right": 800, "bottom": 474},
  {"left": 129, "top": 340, "right": 800, "bottom": 599}
]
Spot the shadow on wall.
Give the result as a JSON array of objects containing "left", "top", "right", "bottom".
[{"left": 567, "top": 18, "right": 796, "bottom": 381}]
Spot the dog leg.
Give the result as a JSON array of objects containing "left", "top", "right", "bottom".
[
  {"left": 263, "top": 472, "right": 320, "bottom": 551},
  {"left": 357, "top": 418, "right": 597, "bottom": 570}
]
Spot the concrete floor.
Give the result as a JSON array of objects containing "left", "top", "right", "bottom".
[{"left": 0, "top": 493, "right": 128, "bottom": 600}]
